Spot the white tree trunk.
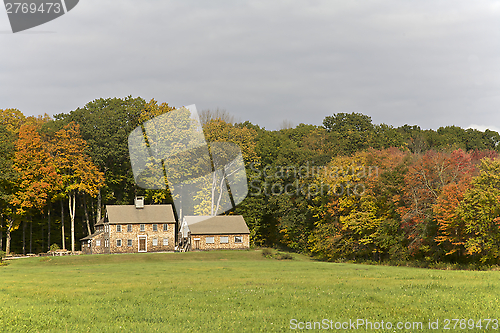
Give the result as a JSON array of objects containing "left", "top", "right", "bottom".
[
  {"left": 61, "top": 199, "right": 65, "bottom": 250},
  {"left": 5, "top": 216, "right": 13, "bottom": 255},
  {"left": 97, "top": 188, "right": 101, "bottom": 224},
  {"left": 211, "top": 171, "right": 216, "bottom": 216},
  {"left": 69, "top": 191, "right": 76, "bottom": 252},
  {"left": 214, "top": 174, "right": 226, "bottom": 215}
]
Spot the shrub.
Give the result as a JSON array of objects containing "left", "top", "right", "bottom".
[
  {"left": 49, "top": 243, "right": 60, "bottom": 252},
  {"left": 261, "top": 248, "right": 273, "bottom": 258},
  {"left": 275, "top": 252, "right": 293, "bottom": 260}
]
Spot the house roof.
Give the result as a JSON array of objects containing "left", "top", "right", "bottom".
[
  {"left": 106, "top": 204, "right": 176, "bottom": 224},
  {"left": 95, "top": 216, "right": 105, "bottom": 226},
  {"left": 183, "top": 215, "right": 249, "bottom": 235},
  {"left": 80, "top": 230, "right": 104, "bottom": 241}
]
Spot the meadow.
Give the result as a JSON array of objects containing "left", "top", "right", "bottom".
[{"left": 1, "top": 250, "right": 500, "bottom": 332}]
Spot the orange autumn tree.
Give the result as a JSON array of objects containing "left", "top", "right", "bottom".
[
  {"left": 433, "top": 180, "right": 471, "bottom": 259},
  {"left": 50, "top": 122, "right": 104, "bottom": 253},
  {"left": 12, "top": 123, "right": 61, "bottom": 215},
  {"left": 398, "top": 149, "right": 475, "bottom": 257},
  {"left": 0, "top": 108, "right": 26, "bottom": 255}
]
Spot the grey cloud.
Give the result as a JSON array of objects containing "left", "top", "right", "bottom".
[{"left": 0, "top": 0, "right": 499, "bottom": 130}]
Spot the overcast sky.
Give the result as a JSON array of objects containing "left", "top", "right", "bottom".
[{"left": 1, "top": 0, "right": 500, "bottom": 131}]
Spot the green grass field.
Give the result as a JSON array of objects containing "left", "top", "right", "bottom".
[{"left": 1, "top": 250, "right": 500, "bottom": 332}]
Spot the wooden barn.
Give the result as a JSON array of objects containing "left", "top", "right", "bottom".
[{"left": 178, "top": 215, "right": 250, "bottom": 251}]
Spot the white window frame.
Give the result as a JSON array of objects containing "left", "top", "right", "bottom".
[
  {"left": 163, "top": 238, "right": 169, "bottom": 246},
  {"left": 152, "top": 238, "right": 158, "bottom": 246},
  {"left": 140, "top": 224, "right": 145, "bottom": 232},
  {"left": 220, "top": 236, "right": 229, "bottom": 244},
  {"left": 127, "top": 224, "right": 132, "bottom": 232},
  {"left": 116, "top": 239, "right": 122, "bottom": 247},
  {"left": 153, "top": 224, "right": 158, "bottom": 232},
  {"left": 127, "top": 239, "right": 133, "bottom": 247},
  {"left": 116, "top": 225, "right": 121, "bottom": 232},
  {"left": 163, "top": 224, "right": 168, "bottom": 232},
  {"left": 206, "top": 236, "right": 215, "bottom": 244},
  {"left": 234, "top": 236, "right": 243, "bottom": 243},
  {"left": 96, "top": 239, "right": 101, "bottom": 247}
]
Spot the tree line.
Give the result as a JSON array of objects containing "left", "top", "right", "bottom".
[{"left": 1, "top": 97, "right": 500, "bottom": 264}]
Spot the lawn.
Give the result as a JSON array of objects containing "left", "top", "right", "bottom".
[{"left": 1, "top": 250, "right": 500, "bottom": 332}]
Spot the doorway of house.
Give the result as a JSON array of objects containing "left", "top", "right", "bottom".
[
  {"left": 193, "top": 238, "right": 200, "bottom": 250},
  {"left": 138, "top": 236, "right": 147, "bottom": 252}
]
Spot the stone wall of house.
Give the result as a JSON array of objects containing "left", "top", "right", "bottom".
[
  {"left": 108, "top": 222, "right": 176, "bottom": 253},
  {"left": 81, "top": 241, "right": 90, "bottom": 254},
  {"left": 190, "top": 234, "right": 249, "bottom": 251},
  {"left": 91, "top": 233, "right": 108, "bottom": 254},
  {"left": 80, "top": 233, "right": 108, "bottom": 254}
]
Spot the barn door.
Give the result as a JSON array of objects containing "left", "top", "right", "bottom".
[{"left": 193, "top": 238, "right": 200, "bottom": 250}]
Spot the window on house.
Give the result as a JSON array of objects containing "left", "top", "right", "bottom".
[
  {"left": 96, "top": 240, "right": 101, "bottom": 247},
  {"left": 153, "top": 224, "right": 158, "bottom": 232},
  {"left": 152, "top": 238, "right": 158, "bottom": 246},
  {"left": 140, "top": 224, "right": 145, "bottom": 232},
  {"left": 234, "top": 236, "right": 242, "bottom": 243},
  {"left": 206, "top": 237, "right": 214, "bottom": 244},
  {"left": 127, "top": 224, "right": 132, "bottom": 232},
  {"left": 163, "top": 238, "right": 168, "bottom": 246},
  {"left": 220, "top": 236, "right": 229, "bottom": 244},
  {"left": 105, "top": 225, "right": 108, "bottom": 232},
  {"left": 117, "top": 239, "right": 122, "bottom": 247},
  {"left": 105, "top": 239, "right": 109, "bottom": 247},
  {"left": 127, "top": 239, "right": 133, "bottom": 247},
  {"left": 163, "top": 224, "right": 168, "bottom": 231},
  {"left": 116, "top": 225, "right": 121, "bottom": 232}
]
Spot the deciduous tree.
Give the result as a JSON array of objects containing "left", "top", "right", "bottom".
[{"left": 50, "top": 122, "right": 104, "bottom": 252}]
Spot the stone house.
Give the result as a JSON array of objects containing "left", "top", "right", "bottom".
[
  {"left": 81, "top": 197, "right": 176, "bottom": 254},
  {"left": 179, "top": 215, "right": 250, "bottom": 251}
]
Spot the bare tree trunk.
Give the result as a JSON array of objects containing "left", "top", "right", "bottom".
[
  {"left": 90, "top": 196, "right": 95, "bottom": 232},
  {"left": 47, "top": 204, "right": 51, "bottom": 251},
  {"left": 211, "top": 171, "right": 216, "bottom": 216},
  {"left": 83, "top": 193, "right": 91, "bottom": 235},
  {"left": 29, "top": 216, "right": 32, "bottom": 254},
  {"left": 97, "top": 189, "right": 101, "bottom": 224},
  {"left": 214, "top": 174, "right": 226, "bottom": 216},
  {"left": 69, "top": 191, "right": 76, "bottom": 253},
  {"left": 0, "top": 213, "right": 3, "bottom": 251},
  {"left": 61, "top": 199, "right": 65, "bottom": 250},
  {"left": 5, "top": 216, "right": 13, "bottom": 255},
  {"left": 41, "top": 226, "right": 44, "bottom": 252},
  {"left": 22, "top": 220, "right": 26, "bottom": 255}
]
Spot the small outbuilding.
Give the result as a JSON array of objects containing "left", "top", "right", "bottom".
[{"left": 179, "top": 215, "right": 250, "bottom": 251}]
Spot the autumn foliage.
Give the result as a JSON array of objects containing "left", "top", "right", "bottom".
[{"left": 309, "top": 148, "right": 500, "bottom": 264}]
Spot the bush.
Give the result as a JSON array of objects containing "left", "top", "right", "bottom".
[
  {"left": 0, "top": 251, "right": 5, "bottom": 263},
  {"left": 261, "top": 248, "right": 273, "bottom": 258},
  {"left": 262, "top": 248, "right": 294, "bottom": 260},
  {"left": 275, "top": 252, "right": 293, "bottom": 260},
  {"left": 49, "top": 243, "right": 60, "bottom": 252}
]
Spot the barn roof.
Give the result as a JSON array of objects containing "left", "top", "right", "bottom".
[
  {"left": 105, "top": 204, "right": 176, "bottom": 224},
  {"left": 183, "top": 215, "right": 249, "bottom": 235}
]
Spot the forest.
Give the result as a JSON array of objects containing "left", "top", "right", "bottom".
[{"left": 1, "top": 96, "right": 500, "bottom": 265}]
